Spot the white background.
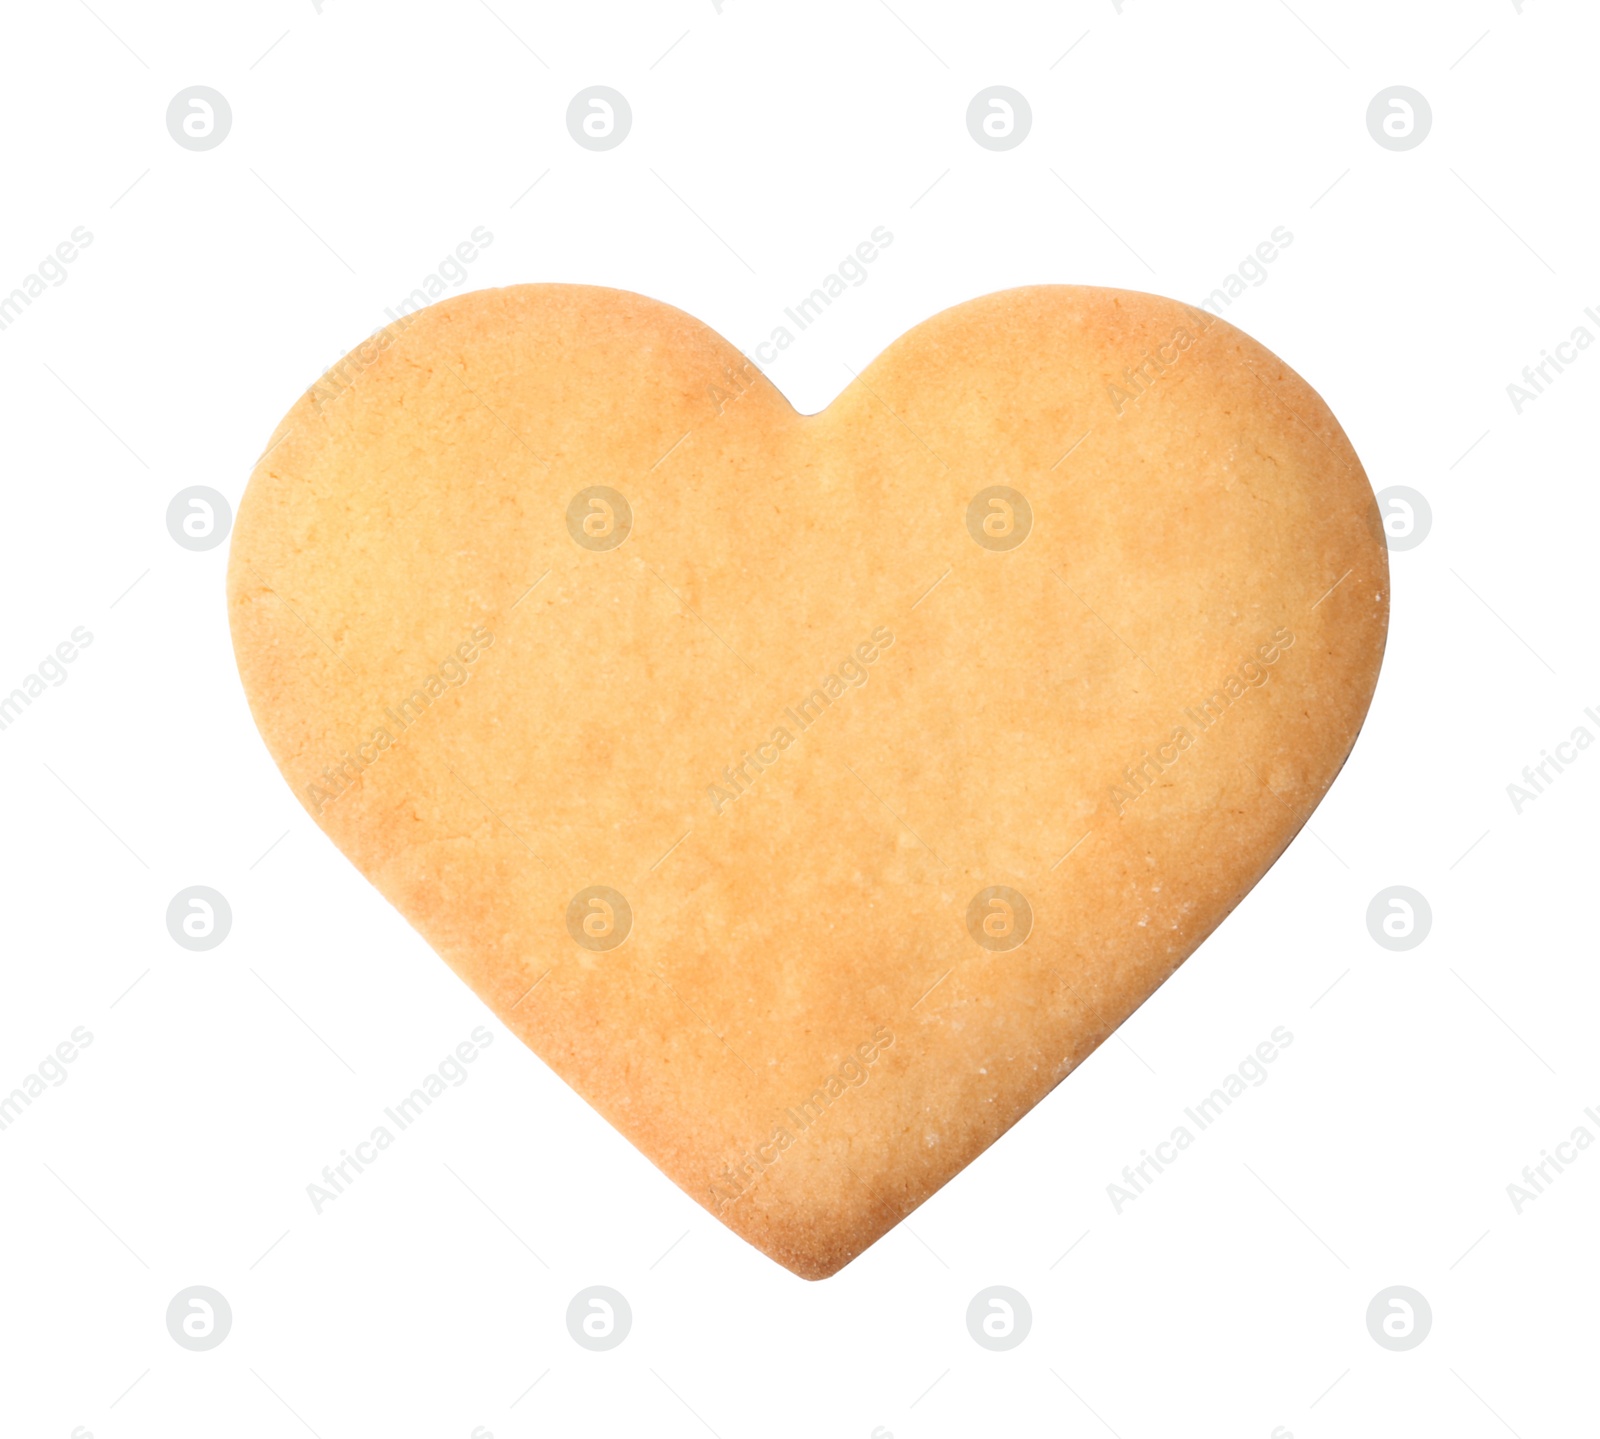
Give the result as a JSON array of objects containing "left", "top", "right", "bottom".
[{"left": 1, "top": 1, "right": 1594, "bottom": 1436}]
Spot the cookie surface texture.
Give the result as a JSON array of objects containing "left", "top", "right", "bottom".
[{"left": 228, "top": 284, "right": 1388, "bottom": 1279}]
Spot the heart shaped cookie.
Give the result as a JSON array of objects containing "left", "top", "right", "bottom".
[{"left": 228, "top": 284, "right": 1386, "bottom": 1278}]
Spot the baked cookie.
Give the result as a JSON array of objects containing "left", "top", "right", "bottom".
[{"left": 228, "top": 284, "right": 1387, "bottom": 1278}]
